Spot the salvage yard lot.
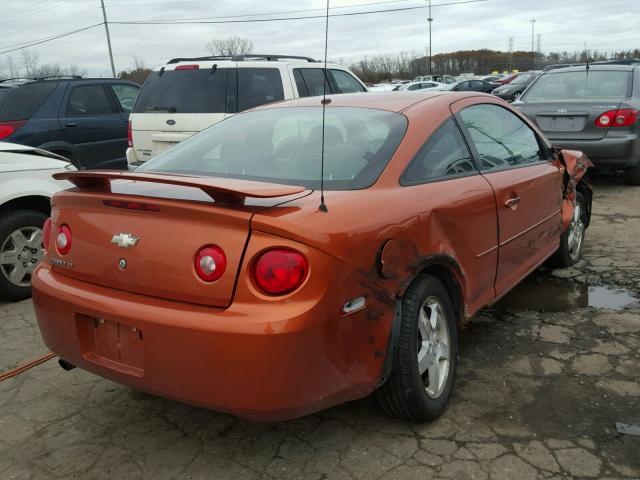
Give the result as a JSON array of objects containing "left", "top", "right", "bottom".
[{"left": 1, "top": 174, "right": 639, "bottom": 480}]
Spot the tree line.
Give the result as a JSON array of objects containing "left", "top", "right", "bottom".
[{"left": 349, "top": 48, "right": 640, "bottom": 83}]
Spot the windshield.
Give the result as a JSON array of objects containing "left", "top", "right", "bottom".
[
  {"left": 522, "top": 70, "right": 632, "bottom": 102},
  {"left": 138, "top": 107, "right": 408, "bottom": 190}
]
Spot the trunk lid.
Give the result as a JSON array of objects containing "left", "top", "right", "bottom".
[
  {"left": 520, "top": 100, "right": 622, "bottom": 141},
  {"left": 48, "top": 172, "right": 306, "bottom": 307}
]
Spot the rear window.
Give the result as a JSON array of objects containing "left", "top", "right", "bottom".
[
  {"left": 133, "top": 68, "right": 230, "bottom": 114},
  {"left": 139, "top": 107, "right": 407, "bottom": 190},
  {"left": 522, "top": 70, "right": 632, "bottom": 102},
  {"left": 0, "top": 82, "right": 57, "bottom": 121}
]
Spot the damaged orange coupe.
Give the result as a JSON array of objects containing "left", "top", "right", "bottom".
[{"left": 33, "top": 92, "right": 592, "bottom": 421}]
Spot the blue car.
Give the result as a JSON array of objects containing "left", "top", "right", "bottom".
[{"left": 0, "top": 76, "right": 140, "bottom": 169}]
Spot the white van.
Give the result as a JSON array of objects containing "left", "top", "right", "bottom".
[{"left": 126, "top": 54, "right": 368, "bottom": 165}]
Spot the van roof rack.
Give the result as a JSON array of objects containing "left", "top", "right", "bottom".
[{"left": 166, "top": 54, "right": 319, "bottom": 64}]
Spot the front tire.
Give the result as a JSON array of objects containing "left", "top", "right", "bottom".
[
  {"left": 376, "top": 275, "right": 458, "bottom": 421},
  {"left": 0, "top": 210, "right": 48, "bottom": 301},
  {"left": 548, "top": 192, "right": 587, "bottom": 268}
]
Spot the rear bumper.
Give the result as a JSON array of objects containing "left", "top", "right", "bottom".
[
  {"left": 32, "top": 260, "right": 391, "bottom": 421},
  {"left": 548, "top": 132, "right": 640, "bottom": 168}
]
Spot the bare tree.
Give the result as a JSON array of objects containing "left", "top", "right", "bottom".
[
  {"left": 206, "top": 36, "right": 253, "bottom": 57},
  {"left": 20, "top": 49, "right": 40, "bottom": 77}
]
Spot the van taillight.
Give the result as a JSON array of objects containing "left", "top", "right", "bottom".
[
  {"left": 595, "top": 109, "right": 638, "bottom": 128},
  {"left": 127, "top": 120, "right": 133, "bottom": 148},
  {"left": 0, "top": 120, "right": 27, "bottom": 140}
]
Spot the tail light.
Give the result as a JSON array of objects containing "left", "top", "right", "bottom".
[
  {"left": 595, "top": 109, "right": 638, "bottom": 128},
  {"left": 254, "top": 248, "right": 308, "bottom": 295},
  {"left": 127, "top": 120, "right": 133, "bottom": 148},
  {"left": 55, "top": 224, "right": 72, "bottom": 255},
  {"left": 0, "top": 120, "right": 27, "bottom": 140},
  {"left": 42, "top": 218, "right": 52, "bottom": 251},
  {"left": 195, "top": 245, "right": 226, "bottom": 282},
  {"left": 175, "top": 64, "right": 199, "bottom": 70}
]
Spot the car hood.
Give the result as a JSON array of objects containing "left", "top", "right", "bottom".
[{"left": 0, "top": 142, "right": 72, "bottom": 173}]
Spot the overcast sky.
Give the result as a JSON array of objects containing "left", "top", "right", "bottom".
[{"left": 0, "top": 0, "right": 638, "bottom": 77}]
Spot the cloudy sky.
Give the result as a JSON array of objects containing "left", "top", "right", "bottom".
[{"left": 0, "top": 0, "right": 638, "bottom": 77}]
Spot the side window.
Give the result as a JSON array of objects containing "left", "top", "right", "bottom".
[
  {"left": 330, "top": 69, "right": 366, "bottom": 93},
  {"left": 293, "top": 69, "right": 308, "bottom": 97},
  {"left": 408, "top": 84, "right": 420, "bottom": 91},
  {"left": 65, "top": 85, "right": 114, "bottom": 116},
  {"left": 402, "top": 118, "right": 476, "bottom": 184},
  {"left": 110, "top": 84, "right": 140, "bottom": 113},
  {"left": 296, "top": 68, "right": 332, "bottom": 97},
  {"left": 456, "top": 82, "right": 468, "bottom": 91},
  {"left": 459, "top": 104, "right": 543, "bottom": 171},
  {"left": 237, "top": 68, "right": 284, "bottom": 111},
  {"left": 471, "top": 80, "right": 485, "bottom": 90}
]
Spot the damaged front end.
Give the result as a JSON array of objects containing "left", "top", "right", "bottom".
[{"left": 554, "top": 148, "right": 594, "bottom": 231}]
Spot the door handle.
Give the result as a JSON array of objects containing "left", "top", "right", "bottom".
[
  {"left": 504, "top": 196, "right": 521, "bottom": 209},
  {"left": 65, "top": 122, "right": 77, "bottom": 127}
]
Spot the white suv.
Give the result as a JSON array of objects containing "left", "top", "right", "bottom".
[{"left": 126, "top": 54, "right": 367, "bottom": 165}]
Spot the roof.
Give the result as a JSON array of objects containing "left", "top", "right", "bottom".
[
  {"left": 254, "top": 91, "right": 472, "bottom": 114},
  {"left": 545, "top": 64, "right": 637, "bottom": 74}
]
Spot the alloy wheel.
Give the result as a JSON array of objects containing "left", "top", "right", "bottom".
[
  {"left": 417, "top": 296, "right": 451, "bottom": 399},
  {"left": 0, "top": 227, "right": 44, "bottom": 287}
]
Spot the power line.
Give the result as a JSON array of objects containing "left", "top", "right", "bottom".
[
  {"left": 0, "top": 23, "right": 104, "bottom": 56},
  {"left": 109, "top": 0, "right": 489, "bottom": 25}
]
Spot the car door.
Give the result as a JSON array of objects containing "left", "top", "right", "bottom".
[
  {"left": 454, "top": 100, "right": 562, "bottom": 298},
  {"left": 59, "top": 81, "right": 127, "bottom": 169},
  {"left": 401, "top": 117, "right": 499, "bottom": 313}
]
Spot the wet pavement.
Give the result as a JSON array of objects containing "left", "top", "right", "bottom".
[{"left": 1, "top": 173, "right": 639, "bottom": 480}]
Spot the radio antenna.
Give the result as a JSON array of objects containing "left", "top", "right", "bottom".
[{"left": 318, "top": 0, "right": 330, "bottom": 213}]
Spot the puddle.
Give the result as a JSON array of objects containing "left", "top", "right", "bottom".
[{"left": 493, "top": 279, "right": 638, "bottom": 312}]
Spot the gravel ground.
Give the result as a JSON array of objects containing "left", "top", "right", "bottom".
[{"left": 1, "top": 173, "right": 638, "bottom": 480}]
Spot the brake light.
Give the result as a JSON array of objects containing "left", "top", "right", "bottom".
[
  {"left": 42, "top": 218, "right": 52, "bottom": 251},
  {"left": 127, "top": 120, "right": 133, "bottom": 148},
  {"left": 0, "top": 120, "right": 27, "bottom": 140},
  {"left": 254, "top": 248, "right": 308, "bottom": 295},
  {"left": 55, "top": 224, "right": 72, "bottom": 255},
  {"left": 195, "top": 245, "right": 226, "bottom": 282},
  {"left": 595, "top": 109, "right": 638, "bottom": 128},
  {"left": 175, "top": 64, "right": 199, "bottom": 70}
]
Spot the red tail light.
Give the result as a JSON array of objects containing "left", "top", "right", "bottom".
[
  {"left": 0, "top": 120, "right": 27, "bottom": 140},
  {"left": 175, "top": 64, "right": 199, "bottom": 70},
  {"left": 195, "top": 245, "right": 226, "bottom": 282},
  {"left": 42, "top": 218, "right": 52, "bottom": 251},
  {"left": 127, "top": 120, "right": 133, "bottom": 148},
  {"left": 595, "top": 109, "right": 638, "bottom": 128},
  {"left": 254, "top": 248, "right": 308, "bottom": 295},
  {"left": 55, "top": 224, "right": 72, "bottom": 255}
]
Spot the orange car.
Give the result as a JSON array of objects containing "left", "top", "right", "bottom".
[{"left": 32, "top": 92, "right": 592, "bottom": 422}]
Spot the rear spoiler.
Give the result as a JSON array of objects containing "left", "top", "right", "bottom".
[{"left": 53, "top": 171, "right": 306, "bottom": 203}]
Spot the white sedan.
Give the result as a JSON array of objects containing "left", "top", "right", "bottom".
[
  {"left": 396, "top": 81, "right": 445, "bottom": 91},
  {"left": 0, "top": 143, "right": 74, "bottom": 300}
]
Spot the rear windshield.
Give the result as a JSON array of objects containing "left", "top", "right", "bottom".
[
  {"left": 522, "top": 70, "right": 632, "bottom": 102},
  {"left": 0, "top": 82, "right": 57, "bottom": 120},
  {"left": 138, "top": 106, "right": 407, "bottom": 190},
  {"left": 133, "top": 68, "right": 230, "bottom": 114}
]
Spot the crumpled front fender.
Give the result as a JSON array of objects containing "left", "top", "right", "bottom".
[{"left": 554, "top": 148, "right": 594, "bottom": 231}]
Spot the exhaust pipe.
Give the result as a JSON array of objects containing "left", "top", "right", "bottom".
[{"left": 58, "top": 359, "right": 76, "bottom": 371}]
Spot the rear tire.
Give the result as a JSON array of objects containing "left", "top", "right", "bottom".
[
  {"left": 548, "top": 192, "right": 587, "bottom": 268},
  {"left": 376, "top": 275, "right": 458, "bottom": 421},
  {"left": 627, "top": 162, "right": 640, "bottom": 186},
  {"left": 0, "top": 210, "right": 47, "bottom": 301}
]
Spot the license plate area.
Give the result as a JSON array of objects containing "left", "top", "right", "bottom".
[
  {"left": 77, "top": 315, "right": 144, "bottom": 376},
  {"left": 536, "top": 115, "right": 586, "bottom": 132}
]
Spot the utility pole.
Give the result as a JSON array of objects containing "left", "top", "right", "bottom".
[
  {"left": 427, "top": 0, "right": 433, "bottom": 75},
  {"left": 530, "top": 19, "right": 536, "bottom": 70},
  {"left": 537, "top": 33, "right": 542, "bottom": 69},
  {"left": 100, "top": 0, "right": 116, "bottom": 77},
  {"left": 508, "top": 36, "right": 514, "bottom": 72}
]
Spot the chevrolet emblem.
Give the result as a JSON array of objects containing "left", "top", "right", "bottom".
[{"left": 111, "top": 233, "right": 139, "bottom": 248}]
